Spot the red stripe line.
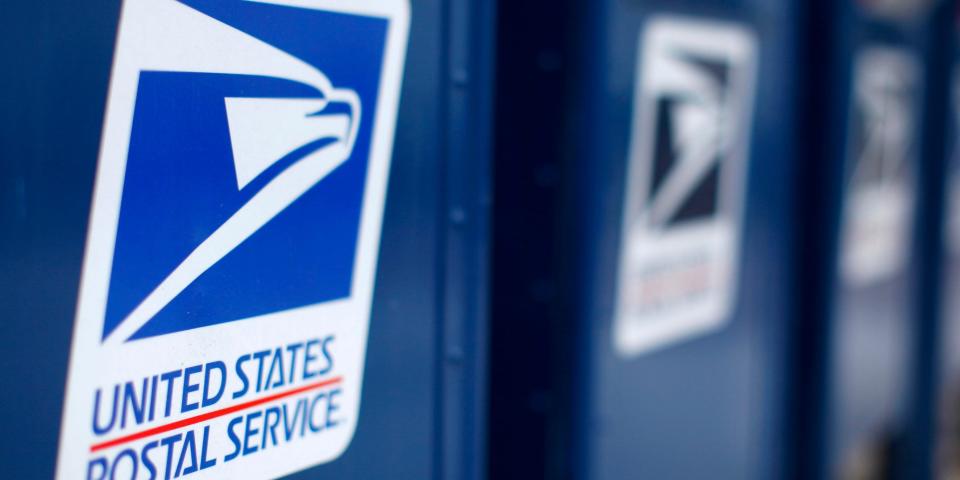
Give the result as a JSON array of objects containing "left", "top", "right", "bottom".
[{"left": 89, "top": 376, "right": 343, "bottom": 453}]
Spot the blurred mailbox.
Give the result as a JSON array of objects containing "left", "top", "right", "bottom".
[
  {"left": 490, "top": 0, "right": 802, "bottom": 478},
  {"left": 933, "top": 17, "right": 960, "bottom": 478},
  {"left": 809, "top": 1, "right": 948, "bottom": 478}
]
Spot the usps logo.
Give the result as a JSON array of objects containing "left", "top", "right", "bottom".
[
  {"left": 56, "top": 0, "right": 408, "bottom": 478},
  {"left": 613, "top": 18, "right": 756, "bottom": 356},
  {"left": 840, "top": 48, "right": 917, "bottom": 286}
]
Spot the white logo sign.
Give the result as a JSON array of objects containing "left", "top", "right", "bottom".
[
  {"left": 840, "top": 48, "right": 918, "bottom": 286},
  {"left": 613, "top": 18, "right": 757, "bottom": 356},
  {"left": 57, "top": 0, "right": 409, "bottom": 478}
]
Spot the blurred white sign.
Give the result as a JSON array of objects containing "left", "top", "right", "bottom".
[{"left": 613, "top": 17, "right": 757, "bottom": 356}]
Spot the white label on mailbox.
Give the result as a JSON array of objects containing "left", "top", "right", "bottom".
[
  {"left": 840, "top": 48, "right": 918, "bottom": 287},
  {"left": 613, "top": 18, "right": 757, "bottom": 356},
  {"left": 56, "top": 0, "right": 409, "bottom": 478}
]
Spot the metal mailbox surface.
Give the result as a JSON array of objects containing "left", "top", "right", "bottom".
[{"left": 555, "top": 0, "right": 800, "bottom": 478}]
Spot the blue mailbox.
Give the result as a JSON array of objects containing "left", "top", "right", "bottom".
[
  {"left": 800, "top": 0, "right": 954, "bottom": 478},
  {"left": 0, "top": 0, "right": 493, "bottom": 479},
  {"left": 490, "top": 0, "right": 803, "bottom": 478}
]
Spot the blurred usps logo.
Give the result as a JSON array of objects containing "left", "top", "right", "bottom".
[
  {"left": 614, "top": 17, "right": 756, "bottom": 356},
  {"left": 57, "top": 0, "right": 409, "bottom": 478},
  {"left": 841, "top": 48, "right": 918, "bottom": 286}
]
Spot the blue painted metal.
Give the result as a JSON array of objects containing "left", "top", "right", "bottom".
[{"left": 0, "top": 1, "right": 493, "bottom": 479}]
